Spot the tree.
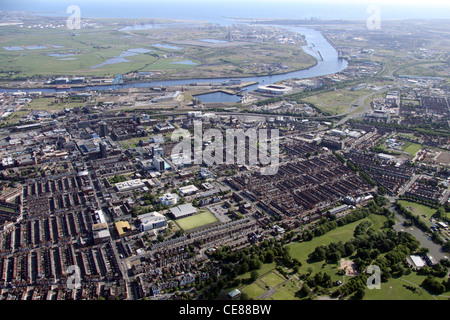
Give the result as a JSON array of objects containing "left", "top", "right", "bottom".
[
  {"left": 444, "top": 278, "right": 450, "bottom": 292},
  {"left": 421, "top": 275, "right": 445, "bottom": 294},
  {"left": 353, "top": 286, "right": 366, "bottom": 300},
  {"left": 302, "top": 229, "right": 313, "bottom": 241},
  {"left": 292, "top": 258, "right": 302, "bottom": 267},
  {"left": 435, "top": 207, "right": 446, "bottom": 220},
  {"left": 308, "top": 246, "right": 326, "bottom": 262},
  {"left": 377, "top": 185, "right": 387, "bottom": 196},
  {"left": 295, "top": 284, "right": 311, "bottom": 298},
  {"left": 157, "top": 233, "right": 164, "bottom": 242},
  {"left": 264, "top": 250, "right": 275, "bottom": 263},
  {"left": 250, "top": 270, "right": 259, "bottom": 282},
  {"left": 249, "top": 258, "right": 262, "bottom": 271},
  {"left": 240, "top": 293, "right": 250, "bottom": 300},
  {"left": 238, "top": 262, "right": 249, "bottom": 275},
  {"left": 327, "top": 251, "right": 341, "bottom": 264},
  {"left": 344, "top": 243, "right": 355, "bottom": 257}
]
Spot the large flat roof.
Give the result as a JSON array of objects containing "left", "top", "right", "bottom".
[
  {"left": 170, "top": 203, "right": 197, "bottom": 219},
  {"left": 139, "top": 211, "right": 167, "bottom": 224},
  {"left": 115, "top": 221, "right": 131, "bottom": 237},
  {"left": 410, "top": 255, "right": 426, "bottom": 268}
]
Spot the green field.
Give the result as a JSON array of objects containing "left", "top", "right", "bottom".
[
  {"left": 397, "top": 200, "right": 446, "bottom": 227},
  {"left": 267, "top": 279, "right": 300, "bottom": 300},
  {"left": 401, "top": 142, "right": 423, "bottom": 156},
  {"left": 395, "top": 62, "right": 449, "bottom": 78},
  {"left": 0, "top": 18, "right": 316, "bottom": 80},
  {"left": 240, "top": 270, "right": 301, "bottom": 300},
  {"left": 119, "top": 136, "right": 146, "bottom": 149},
  {"left": 261, "top": 272, "right": 285, "bottom": 287},
  {"left": 288, "top": 214, "right": 388, "bottom": 279},
  {"left": 364, "top": 273, "right": 443, "bottom": 300},
  {"left": 238, "top": 262, "right": 276, "bottom": 281},
  {"left": 302, "top": 89, "right": 372, "bottom": 115},
  {"left": 232, "top": 211, "right": 450, "bottom": 301},
  {"left": 241, "top": 281, "right": 266, "bottom": 299},
  {"left": 174, "top": 210, "right": 218, "bottom": 231}
]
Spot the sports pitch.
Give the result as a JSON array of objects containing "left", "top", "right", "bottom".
[{"left": 174, "top": 210, "right": 218, "bottom": 231}]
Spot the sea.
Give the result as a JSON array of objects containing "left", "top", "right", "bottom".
[{"left": 1, "top": 0, "right": 449, "bottom": 22}]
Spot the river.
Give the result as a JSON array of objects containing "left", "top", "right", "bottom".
[{"left": 1, "top": 24, "right": 347, "bottom": 97}]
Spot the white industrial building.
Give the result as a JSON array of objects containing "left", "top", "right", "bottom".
[
  {"left": 115, "top": 179, "right": 146, "bottom": 192},
  {"left": 178, "top": 185, "right": 199, "bottom": 196},
  {"left": 408, "top": 255, "right": 426, "bottom": 269},
  {"left": 377, "top": 153, "right": 396, "bottom": 161},
  {"left": 159, "top": 193, "right": 179, "bottom": 206},
  {"left": 139, "top": 211, "right": 167, "bottom": 232},
  {"left": 170, "top": 203, "right": 197, "bottom": 219}
]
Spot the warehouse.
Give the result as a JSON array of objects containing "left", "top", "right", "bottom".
[{"left": 169, "top": 203, "right": 197, "bottom": 219}]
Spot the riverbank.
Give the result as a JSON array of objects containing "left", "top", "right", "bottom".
[{"left": 0, "top": 24, "right": 346, "bottom": 94}]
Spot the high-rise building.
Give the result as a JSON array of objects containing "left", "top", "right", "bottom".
[
  {"left": 99, "top": 141, "right": 107, "bottom": 158},
  {"left": 153, "top": 156, "right": 165, "bottom": 172},
  {"left": 99, "top": 121, "right": 108, "bottom": 137},
  {"left": 152, "top": 146, "right": 164, "bottom": 158}
]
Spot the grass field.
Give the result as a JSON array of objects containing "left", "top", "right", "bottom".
[
  {"left": 396, "top": 62, "right": 449, "bottom": 78},
  {"left": 397, "top": 200, "right": 444, "bottom": 227},
  {"left": 401, "top": 142, "right": 423, "bottom": 156},
  {"left": 174, "top": 210, "right": 218, "bottom": 231},
  {"left": 0, "top": 18, "right": 316, "bottom": 80},
  {"left": 302, "top": 89, "right": 372, "bottom": 115},
  {"left": 364, "top": 273, "right": 445, "bottom": 300},
  {"left": 241, "top": 282, "right": 266, "bottom": 299},
  {"left": 267, "top": 279, "right": 300, "bottom": 300},
  {"left": 240, "top": 270, "right": 301, "bottom": 300},
  {"left": 261, "top": 272, "right": 285, "bottom": 287},
  {"left": 24, "top": 97, "right": 85, "bottom": 111},
  {"left": 238, "top": 262, "right": 276, "bottom": 281},
  {"left": 288, "top": 214, "right": 388, "bottom": 279}
]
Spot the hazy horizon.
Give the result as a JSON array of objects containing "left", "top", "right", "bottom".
[{"left": 1, "top": 0, "right": 450, "bottom": 21}]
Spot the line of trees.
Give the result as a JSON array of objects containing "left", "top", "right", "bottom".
[
  {"left": 421, "top": 274, "right": 450, "bottom": 295},
  {"left": 348, "top": 119, "right": 450, "bottom": 138},
  {"left": 398, "top": 193, "right": 441, "bottom": 209},
  {"left": 395, "top": 201, "right": 430, "bottom": 232},
  {"left": 299, "top": 195, "right": 392, "bottom": 243}
]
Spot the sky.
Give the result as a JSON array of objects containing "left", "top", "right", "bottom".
[
  {"left": 1, "top": 0, "right": 449, "bottom": 20},
  {"left": 15, "top": 0, "right": 448, "bottom": 5}
]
